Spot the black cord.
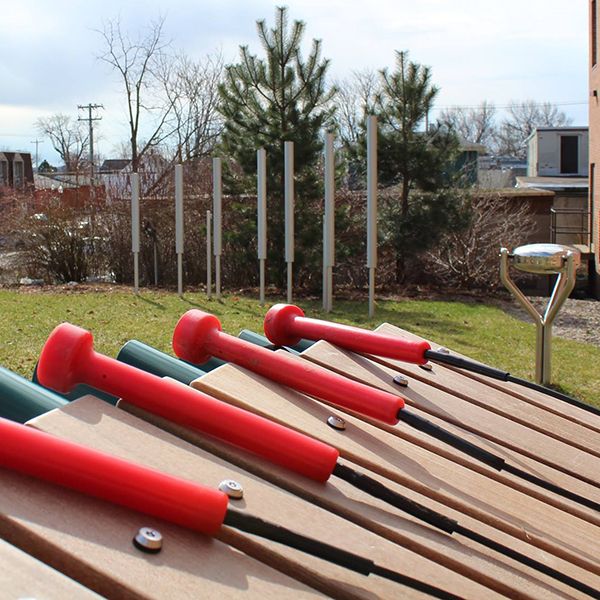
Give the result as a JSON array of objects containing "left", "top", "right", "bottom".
[
  {"left": 332, "top": 462, "right": 458, "bottom": 534},
  {"left": 223, "top": 507, "right": 459, "bottom": 598}
]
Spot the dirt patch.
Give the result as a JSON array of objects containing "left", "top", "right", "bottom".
[{"left": 498, "top": 296, "right": 600, "bottom": 348}]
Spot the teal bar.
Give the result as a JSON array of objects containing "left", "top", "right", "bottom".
[
  {"left": 117, "top": 340, "right": 208, "bottom": 385},
  {"left": 0, "top": 366, "right": 67, "bottom": 423},
  {"left": 32, "top": 363, "right": 119, "bottom": 405},
  {"left": 238, "top": 329, "right": 314, "bottom": 354}
]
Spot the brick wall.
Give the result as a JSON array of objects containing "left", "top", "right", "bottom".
[{"left": 590, "top": 1, "right": 600, "bottom": 293}]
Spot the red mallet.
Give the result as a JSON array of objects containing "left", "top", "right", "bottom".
[
  {"left": 2, "top": 416, "right": 462, "bottom": 594},
  {"left": 263, "top": 304, "right": 600, "bottom": 418},
  {"left": 0, "top": 415, "right": 228, "bottom": 534},
  {"left": 173, "top": 310, "right": 405, "bottom": 425},
  {"left": 37, "top": 322, "right": 338, "bottom": 482},
  {"left": 264, "top": 303, "right": 431, "bottom": 365},
  {"left": 36, "top": 323, "right": 468, "bottom": 546}
]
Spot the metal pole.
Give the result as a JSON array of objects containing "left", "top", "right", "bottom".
[
  {"left": 131, "top": 173, "right": 140, "bottom": 295},
  {"left": 366, "top": 116, "right": 378, "bottom": 318},
  {"left": 257, "top": 148, "right": 267, "bottom": 306},
  {"left": 323, "top": 132, "right": 335, "bottom": 312},
  {"left": 284, "top": 141, "right": 294, "bottom": 304},
  {"left": 175, "top": 164, "right": 184, "bottom": 297},
  {"left": 207, "top": 210, "right": 212, "bottom": 299},
  {"left": 213, "top": 158, "right": 222, "bottom": 300}
]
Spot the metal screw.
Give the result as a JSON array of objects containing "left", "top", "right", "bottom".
[
  {"left": 392, "top": 374, "right": 409, "bottom": 387},
  {"left": 219, "top": 479, "right": 244, "bottom": 499},
  {"left": 327, "top": 415, "right": 346, "bottom": 430},
  {"left": 133, "top": 527, "right": 163, "bottom": 553},
  {"left": 437, "top": 347, "right": 450, "bottom": 355},
  {"left": 419, "top": 362, "right": 433, "bottom": 371}
]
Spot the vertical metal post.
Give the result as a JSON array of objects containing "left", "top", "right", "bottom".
[
  {"left": 284, "top": 141, "right": 294, "bottom": 304},
  {"left": 175, "top": 164, "right": 184, "bottom": 298},
  {"left": 206, "top": 210, "right": 212, "bottom": 299},
  {"left": 131, "top": 173, "right": 140, "bottom": 295},
  {"left": 323, "top": 132, "right": 335, "bottom": 312},
  {"left": 213, "top": 158, "right": 222, "bottom": 300},
  {"left": 257, "top": 148, "right": 267, "bottom": 306},
  {"left": 366, "top": 116, "right": 378, "bottom": 318}
]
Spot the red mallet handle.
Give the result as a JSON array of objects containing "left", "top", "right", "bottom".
[
  {"left": 37, "top": 323, "right": 339, "bottom": 483},
  {"left": 0, "top": 416, "right": 228, "bottom": 534},
  {"left": 173, "top": 311, "right": 405, "bottom": 425},
  {"left": 264, "top": 304, "right": 431, "bottom": 366}
]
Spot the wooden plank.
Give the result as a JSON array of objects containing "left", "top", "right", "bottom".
[
  {"left": 21, "top": 396, "right": 498, "bottom": 600},
  {"left": 184, "top": 365, "right": 600, "bottom": 594},
  {"left": 301, "top": 340, "right": 600, "bottom": 489},
  {"left": 376, "top": 323, "right": 600, "bottom": 435},
  {"left": 0, "top": 538, "right": 101, "bottom": 599},
  {"left": 300, "top": 341, "right": 600, "bottom": 520}
]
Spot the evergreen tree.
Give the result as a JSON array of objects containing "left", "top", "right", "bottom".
[
  {"left": 218, "top": 6, "right": 335, "bottom": 287},
  {"left": 371, "top": 51, "right": 465, "bottom": 282}
]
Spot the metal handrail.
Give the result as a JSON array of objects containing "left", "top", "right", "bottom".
[{"left": 550, "top": 207, "right": 590, "bottom": 245}]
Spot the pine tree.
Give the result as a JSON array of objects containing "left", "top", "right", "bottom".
[
  {"left": 218, "top": 6, "right": 335, "bottom": 287},
  {"left": 372, "top": 51, "right": 465, "bottom": 282}
]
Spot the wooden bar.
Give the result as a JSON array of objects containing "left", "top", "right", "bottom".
[{"left": 16, "top": 396, "right": 502, "bottom": 599}]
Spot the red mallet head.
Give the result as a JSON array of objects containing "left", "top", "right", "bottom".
[
  {"left": 173, "top": 310, "right": 221, "bottom": 365},
  {"left": 264, "top": 303, "right": 305, "bottom": 347},
  {"left": 37, "top": 323, "right": 95, "bottom": 394}
]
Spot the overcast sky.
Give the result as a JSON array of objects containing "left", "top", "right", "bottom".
[{"left": 0, "top": 0, "right": 589, "bottom": 165}]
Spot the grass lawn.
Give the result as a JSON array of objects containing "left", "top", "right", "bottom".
[{"left": 0, "top": 287, "right": 598, "bottom": 407}]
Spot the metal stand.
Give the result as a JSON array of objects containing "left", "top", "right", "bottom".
[{"left": 500, "top": 244, "right": 580, "bottom": 385}]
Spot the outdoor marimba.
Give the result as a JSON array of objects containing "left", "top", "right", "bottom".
[{"left": 1, "top": 319, "right": 599, "bottom": 599}]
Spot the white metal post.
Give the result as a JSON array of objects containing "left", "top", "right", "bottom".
[
  {"left": 367, "top": 116, "right": 378, "bottom": 318},
  {"left": 131, "top": 173, "right": 140, "bottom": 295},
  {"left": 175, "top": 164, "right": 184, "bottom": 297},
  {"left": 284, "top": 141, "right": 294, "bottom": 304},
  {"left": 323, "top": 132, "right": 335, "bottom": 312},
  {"left": 257, "top": 148, "right": 267, "bottom": 306},
  {"left": 206, "top": 210, "right": 212, "bottom": 299},
  {"left": 213, "top": 157, "right": 222, "bottom": 300}
]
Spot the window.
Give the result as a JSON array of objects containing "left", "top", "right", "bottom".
[
  {"left": 0, "top": 160, "right": 7, "bottom": 186},
  {"left": 14, "top": 160, "right": 24, "bottom": 188}
]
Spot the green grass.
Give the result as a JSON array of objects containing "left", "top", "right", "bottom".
[{"left": 0, "top": 288, "right": 598, "bottom": 407}]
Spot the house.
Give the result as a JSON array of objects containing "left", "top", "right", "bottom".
[
  {"left": 0, "top": 152, "right": 34, "bottom": 189},
  {"left": 525, "top": 127, "right": 589, "bottom": 177},
  {"left": 591, "top": 0, "right": 600, "bottom": 297}
]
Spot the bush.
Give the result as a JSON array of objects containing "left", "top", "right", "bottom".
[{"left": 423, "top": 192, "right": 537, "bottom": 290}]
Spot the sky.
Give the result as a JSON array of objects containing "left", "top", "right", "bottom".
[{"left": 0, "top": 0, "right": 589, "bottom": 166}]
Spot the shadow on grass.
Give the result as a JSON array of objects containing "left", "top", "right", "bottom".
[{"left": 137, "top": 296, "right": 166, "bottom": 310}]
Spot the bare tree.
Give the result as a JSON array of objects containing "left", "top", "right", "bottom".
[
  {"left": 439, "top": 100, "right": 496, "bottom": 150},
  {"left": 334, "top": 69, "right": 379, "bottom": 148},
  {"left": 35, "top": 114, "right": 88, "bottom": 172},
  {"left": 495, "top": 100, "right": 572, "bottom": 159},
  {"left": 156, "top": 51, "right": 224, "bottom": 161},
  {"left": 97, "top": 16, "right": 175, "bottom": 173}
]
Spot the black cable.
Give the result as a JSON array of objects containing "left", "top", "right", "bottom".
[
  {"left": 223, "top": 507, "right": 458, "bottom": 599},
  {"left": 397, "top": 409, "right": 506, "bottom": 471},
  {"left": 332, "top": 462, "right": 458, "bottom": 534},
  {"left": 503, "top": 463, "right": 600, "bottom": 513},
  {"left": 455, "top": 524, "right": 600, "bottom": 599},
  {"left": 425, "top": 350, "right": 600, "bottom": 417},
  {"left": 333, "top": 463, "right": 600, "bottom": 597}
]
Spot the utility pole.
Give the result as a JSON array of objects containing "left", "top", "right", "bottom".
[
  {"left": 78, "top": 103, "right": 104, "bottom": 187},
  {"left": 30, "top": 139, "right": 43, "bottom": 171}
]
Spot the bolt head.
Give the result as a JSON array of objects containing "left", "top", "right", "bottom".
[
  {"left": 327, "top": 415, "right": 347, "bottom": 430},
  {"left": 419, "top": 362, "right": 433, "bottom": 372},
  {"left": 133, "top": 527, "right": 163, "bottom": 553},
  {"left": 392, "top": 374, "right": 409, "bottom": 387},
  {"left": 437, "top": 347, "right": 450, "bottom": 355},
  {"left": 219, "top": 479, "right": 244, "bottom": 499}
]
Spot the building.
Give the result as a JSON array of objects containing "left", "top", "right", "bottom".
[
  {"left": 526, "top": 127, "right": 589, "bottom": 177},
  {"left": 0, "top": 152, "right": 34, "bottom": 189},
  {"left": 591, "top": 1, "right": 600, "bottom": 296}
]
